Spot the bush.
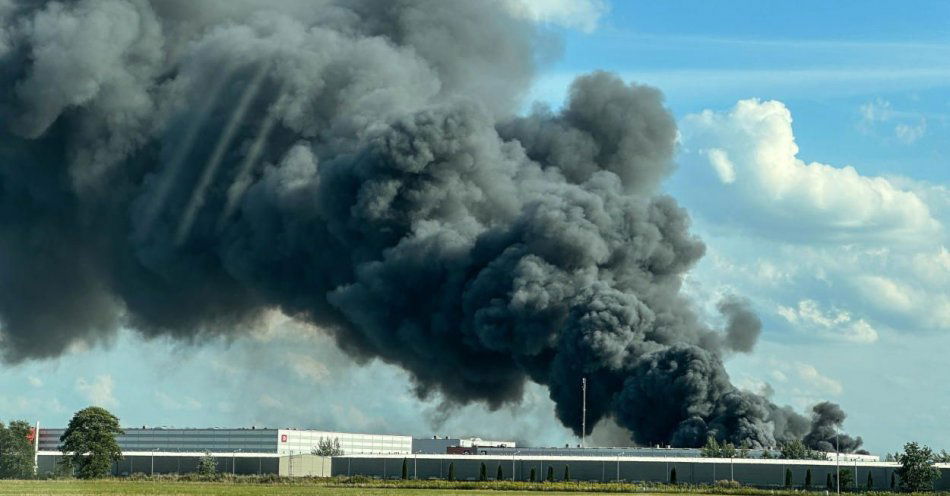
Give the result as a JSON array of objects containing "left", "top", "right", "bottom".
[
  {"left": 784, "top": 468, "right": 791, "bottom": 487},
  {"left": 496, "top": 464, "right": 503, "bottom": 481},
  {"left": 546, "top": 466, "right": 554, "bottom": 482},
  {"left": 197, "top": 452, "right": 217, "bottom": 476},
  {"left": 714, "top": 479, "right": 740, "bottom": 488},
  {"left": 401, "top": 458, "right": 408, "bottom": 480},
  {"left": 804, "top": 468, "right": 811, "bottom": 488},
  {"left": 529, "top": 468, "right": 536, "bottom": 482},
  {"left": 447, "top": 463, "right": 455, "bottom": 482},
  {"left": 479, "top": 462, "right": 487, "bottom": 481},
  {"left": 669, "top": 467, "right": 677, "bottom": 484},
  {"left": 563, "top": 465, "right": 570, "bottom": 482}
]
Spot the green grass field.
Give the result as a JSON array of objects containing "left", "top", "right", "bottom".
[
  {"left": 0, "top": 480, "right": 936, "bottom": 496},
  {"left": 0, "top": 480, "right": 606, "bottom": 496}
]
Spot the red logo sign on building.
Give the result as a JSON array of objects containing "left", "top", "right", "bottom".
[{"left": 280, "top": 434, "right": 287, "bottom": 443}]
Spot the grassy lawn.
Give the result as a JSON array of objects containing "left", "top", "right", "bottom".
[
  {"left": 0, "top": 481, "right": 682, "bottom": 496},
  {"left": 0, "top": 480, "right": 928, "bottom": 496}
]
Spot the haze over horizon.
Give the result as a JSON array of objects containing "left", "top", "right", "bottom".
[{"left": 0, "top": 0, "right": 948, "bottom": 456}]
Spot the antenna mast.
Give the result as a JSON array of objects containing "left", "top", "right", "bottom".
[{"left": 581, "top": 377, "right": 587, "bottom": 448}]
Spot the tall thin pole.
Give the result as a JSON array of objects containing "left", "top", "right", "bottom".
[
  {"left": 581, "top": 378, "right": 587, "bottom": 448},
  {"left": 836, "top": 430, "right": 840, "bottom": 495}
]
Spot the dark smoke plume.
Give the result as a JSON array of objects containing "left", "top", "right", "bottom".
[{"left": 0, "top": 0, "right": 859, "bottom": 450}]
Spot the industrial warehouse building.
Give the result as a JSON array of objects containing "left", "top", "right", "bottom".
[
  {"left": 36, "top": 427, "right": 410, "bottom": 477},
  {"left": 412, "top": 437, "right": 516, "bottom": 454},
  {"left": 478, "top": 446, "right": 879, "bottom": 462},
  {"left": 34, "top": 426, "right": 950, "bottom": 489},
  {"left": 333, "top": 454, "right": 950, "bottom": 490}
]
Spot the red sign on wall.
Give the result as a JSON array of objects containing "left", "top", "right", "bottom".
[{"left": 280, "top": 434, "right": 287, "bottom": 443}]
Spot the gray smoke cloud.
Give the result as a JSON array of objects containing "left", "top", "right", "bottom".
[{"left": 0, "top": 0, "right": 859, "bottom": 450}]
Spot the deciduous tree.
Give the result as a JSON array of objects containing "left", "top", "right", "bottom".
[
  {"left": 897, "top": 442, "right": 941, "bottom": 492},
  {"left": 59, "top": 407, "right": 123, "bottom": 479}
]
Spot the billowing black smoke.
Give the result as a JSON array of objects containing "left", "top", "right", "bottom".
[{"left": 0, "top": 0, "right": 859, "bottom": 450}]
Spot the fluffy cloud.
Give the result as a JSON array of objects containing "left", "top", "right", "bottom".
[
  {"left": 501, "top": 0, "right": 607, "bottom": 32},
  {"left": 853, "top": 274, "right": 950, "bottom": 330},
  {"left": 75, "top": 374, "right": 117, "bottom": 408},
  {"left": 793, "top": 362, "right": 843, "bottom": 396},
  {"left": 777, "top": 300, "right": 878, "bottom": 344},
  {"left": 680, "top": 99, "right": 939, "bottom": 243}
]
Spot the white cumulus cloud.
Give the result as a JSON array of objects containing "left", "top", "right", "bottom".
[
  {"left": 777, "top": 299, "right": 878, "bottom": 344},
  {"left": 681, "top": 99, "right": 940, "bottom": 243}
]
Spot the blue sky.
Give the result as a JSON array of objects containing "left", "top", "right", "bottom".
[{"left": 2, "top": 0, "right": 949, "bottom": 455}]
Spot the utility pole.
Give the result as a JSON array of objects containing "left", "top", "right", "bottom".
[
  {"left": 836, "top": 430, "right": 840, "bottom": 495},
  {"left": 581, "top": 377, "right": 587, "bottom": 448}
]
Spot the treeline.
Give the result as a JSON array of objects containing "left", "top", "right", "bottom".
[
  {"left": 0, "top": 419, "right": 35, "bottom": 478},
  {"left": 700, "top": 437, "right": 827, "bottom": 460}
]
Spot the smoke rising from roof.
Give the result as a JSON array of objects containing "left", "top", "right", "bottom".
[{"left": 0, "top": 0, "right": 859, "bottom": 450}]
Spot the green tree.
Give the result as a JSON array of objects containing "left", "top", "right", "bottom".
[
  {"left": 311, "top": 437, "right": 343, "bottom": 456},
  {"left": 546, "top": 465, "right": 554, "bottom": 482},
  {"left": 59, "top": 407, "right": 123, "bottom": 479},
  {"left": 720, "top": 442, "right": 737, "bottom": 459},
  {"left": 826, "top": 473, "right": 833, "bottom": 490},
  {"left": 701, "top": 436, "right": 721, "bottom": 458},
  {"left": 447, "top": 462, "right": 455, "bottom": 481},
  {"left": 784, "top": 468, "right": 792, "bottom": 487},
  {"left": 496, "top": 464, "right": 503, "bottom": 480},
  {"left": 838, "top": 468, "right": 854, "bottom": 491},
  {"left": 670, "top": 466, "right": 677, "bottom": 484},
  {"left": 897, "top": 441, "right": 941, "bottom": 492},
  {"left": 563, "top": 465, "right": 570, "bottom": 481},
  {"left": 934, "top": 449, "right": 950, "bottom": 463},
  {"left": 760, "top": 448, "right": 773, "bottom": 459},
  {"left": 0, "top": 420, "right": 36, "bottom": 478},
  {"left": 401, "top": 458, "right": 408, "bottom": 480},
  {"left": 780, "top": 440, "right": 824, "bottom": 460},
  {"left": 479, "top": 462, "right": 487, "bottom": 481},
  {"left": 197, "top": 452, "right": 217, "bottom": 476},
  {"left": 804, "top": 468, "right": 812, "bottom": 488},
  {"left": 891, "top": 472, "right": 896, "bottom": 489},
  {"left": 529, "top": 467, "right": 536, "bottom": 482},
  {"left": 867, "top": 471, "right": 873, "bottom": 490}
]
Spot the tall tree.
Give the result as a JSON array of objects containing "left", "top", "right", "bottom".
[
  {"left": 59, "top": 407, "right": 123, "bottom": 479},
  {"left": 496, "top": 464, "right": 503, "bottom": 481},
  {"left": 897, "top": 442, "right": 941, "bottom": 492},
  {"left": 701, "top": 436, "right": 721, "bottom": 458},
  {"left": 0, "top": 420, "right": 36, "bottom": 478},
  {"left": 401, "top": 458, "right": 408, "bottom": 480},
  {"left": 784, "top": 468, "right": 792, "bottom": 487},
  {"left": 804, "top": 468, "right": 812, "bottom": 488},
  {"left": 563, "top": 465, "right": 570, "bottom": 481},
  {"left": 479, "top": 462, "right": 487, "bottom": 481}
]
